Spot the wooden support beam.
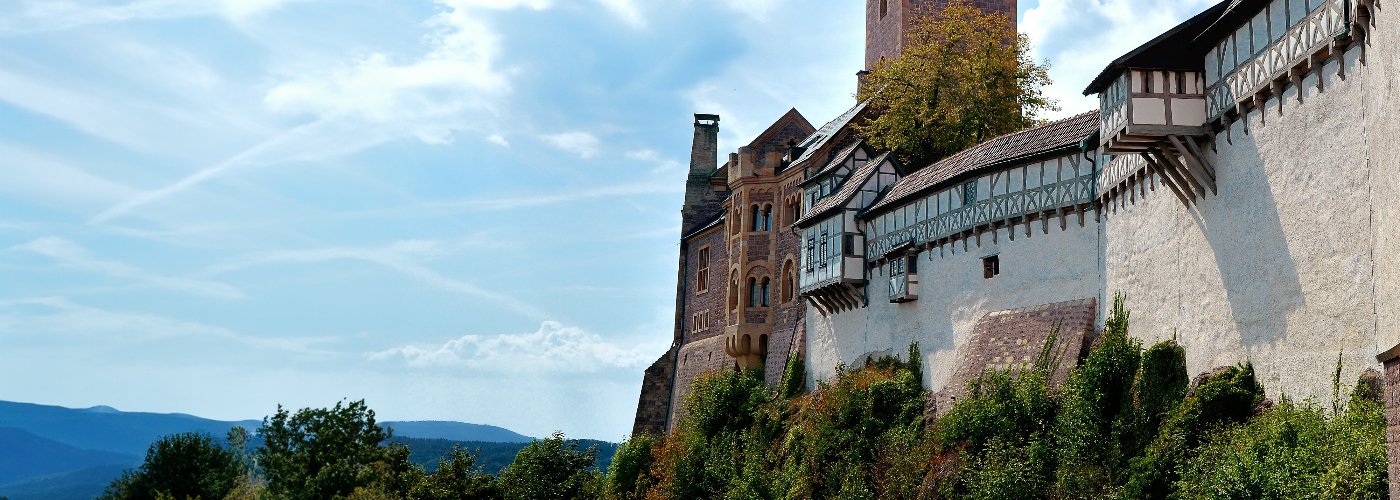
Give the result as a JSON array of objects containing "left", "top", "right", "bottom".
[
  {"left": 1141, "top": 153, "right": 1193, "bottom": 207},
  {"left": 1150, "top": 146, "right": 1207, "bottom": 199},
  {"left": 1178, "top": 135, "right": 1218, "bottom": 182},
  {"left": 1168, "top": 135, "right": 1217, "bottom": 194},
  {"left": 1146, "top": 149, "right": 1201, "bottom": 201}
]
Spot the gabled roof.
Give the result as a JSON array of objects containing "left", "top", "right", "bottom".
[
  {"left": 795, "top": 151, "right": 895, "bottom": 228},
  {"left": 798, "top": 140, "right": 870, "bottom": 188},
  {"left": 747, "top": 108, "right": 815, "bottom": 151},
  {"left": 1082, "top": 0, "right": 1233, "bottom": 95},
  {"left": 789, "top": 100, "right": 869, "bottom": 169},
  {"left": 864, "top": 111, "right": 1099, "bottom": 217}
]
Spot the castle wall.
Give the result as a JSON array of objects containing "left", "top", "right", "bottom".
[
  {"left": 631, "top": 348, "right": 676, "bottom": 436},
  {"left": 807, "top": 221, "right": 1101, "bottom": 393},
  {"left": 682, "top": 225, "right": 730, "bottom": 344},
  {"left": 666, "top": 334, "right": 733, "bottom": 431},
  {"left": 1365, "top": 1, "right": 1400, "bottom": 354},
  {"left": 1101, "top": 46, "right": 1376, "bottom": 402}
]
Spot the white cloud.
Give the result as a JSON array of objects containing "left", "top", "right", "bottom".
[
  {"left": 1023, "top": 0, "right": 1218, "bottom": 118},
  {"left": 369, "top": 321, "right": 652, "bottom": 373},
  {"left": 486, "top": 133, "right": 510, "bottom": 147},
  {"left": 10, "top": 237, "right": 244, "bottom": 300},
  {"left": 0, "top": 0, "right": 299, "bottom": 34},
  {"left": 541, "top": 131, "right": 601, "bottom": 159},
  {"left": 626, "top": 149, "right": 683, "bottom": 174},
  {"left": 594, "top": 0, "right": 645, "bottom": 28}
]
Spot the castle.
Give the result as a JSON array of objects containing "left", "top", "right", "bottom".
[{"left": 634, "top": 0, "right": 1398, "bottom": 485}]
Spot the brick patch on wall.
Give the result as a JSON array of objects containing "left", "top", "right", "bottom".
[
  {"left": 1383, "top": 354, "right": 1400, "bottom": 499},
  {"left": 932, "top": 298, "right": 1096, "bottom": 416}
]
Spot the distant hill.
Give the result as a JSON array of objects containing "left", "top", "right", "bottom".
[
  {"left": 384, "top": 421, "right": 532, "bottom": 443},
  {"left": 0, "top": 428, "right": 137, "bottom": 485},
  {"left": 0, "top": 400, "right": 562, "bottom": 499}
]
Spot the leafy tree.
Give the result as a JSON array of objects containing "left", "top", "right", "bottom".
[
  {"left": 857, "top": 0, "right": 1056, "bottom": 168},
  {"left": 410, "top": 446, "right": 501, "bottom": 500},
  {"left": 497, "top": 432, "right": 601, "bottom": 500},
  {"left": 258, "top": 399, "right": 413, "bottom": 500},
  {"left": 99, "top": 432, "right": 242, "bottom": 500},
  {"left": 604, "top": 434, "right": 655, "bottom": 500}
]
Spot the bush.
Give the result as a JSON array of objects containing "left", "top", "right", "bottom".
[
  {"left": 498, "top": 432, "right": 601, "bottom": 500},
  {"left": 1174, "top": 397, "right": 1386, "bottom": 499},
  {"left": 604, "top": 434, "right": 655, "bottom": 500}
]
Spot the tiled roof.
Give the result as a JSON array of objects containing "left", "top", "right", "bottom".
[
  {"left": 789, "top": 100, "right": 868, "bottom": 169},
  {"left": 795, "top": 151, "right": 892, "bottom": 228},
  {"left": 864, "top": 111, "right": 1099, "bottom": 216},
  {"left": 682, "top": 210, "right": 725, "bottom": 241}
]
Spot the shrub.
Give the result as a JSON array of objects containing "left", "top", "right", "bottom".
[{"left": 604, "top": 434, "right": 655, "bottom": 500}]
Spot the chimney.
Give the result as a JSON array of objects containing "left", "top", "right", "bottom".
[{"left": 682, "top": 114, "right": 723, "bottom": 234}]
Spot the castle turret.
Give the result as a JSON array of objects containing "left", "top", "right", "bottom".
[
  {"left": 682, "top": 114, "right": 723, "bottom": 234},
  {"left": 864, "top": 0, "right": 1017, "bottom": 72}
]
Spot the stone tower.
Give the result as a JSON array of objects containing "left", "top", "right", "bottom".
[
  {"left": 681, "top": 114, "right": 723, "bottom": 235},
  {"left": 864, "top": 0, "right": 1017, "bottom": 71}
]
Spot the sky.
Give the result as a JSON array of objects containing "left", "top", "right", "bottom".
[{"left": 0, "top": 0, "right": 1218, "bottom": 441}]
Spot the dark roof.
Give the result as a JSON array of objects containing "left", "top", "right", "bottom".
[
  {"left": 864, "top": 111, "right": 1099, "bottom": 216},
  {"left": 789, "top": 100, "right": 868, "bottom": 168},
  {"left": 798, "top": 140, "right": 869, "bottom": 187},
  {"left": 681, "top": 210, "right": 725, "bottom": 241},
  {"left": 1082, "top": 0, "right": 1234, "bottom": 95},
  {"left": 795, "top": 151, "right": 894, "bottom": 228}
]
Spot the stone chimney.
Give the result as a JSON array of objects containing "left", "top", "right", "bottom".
[{"left": 682, "top": 114, "right": 723, "bottom": 235}]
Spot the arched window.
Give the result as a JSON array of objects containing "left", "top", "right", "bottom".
[
  {"left": 760, "top": 278, "right": 771, "bottom": 307},
  {"left": 748, "top": 277, "right": 760, "bottom": 307},
  {"left": 761, "top": 205, "right": 773, "bottom": 231},
  {"left": 729, "top": 271, "right": 740, "bottom": 311},
  {"left": 781, "top": 261, "right": 794, "bottom": 303}
]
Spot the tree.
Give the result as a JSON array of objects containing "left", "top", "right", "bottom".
[
  {"left": 99, "top": 432, "right": 242, "bottom": 500},
  {"left": 857, "top": 0, "right": 1056, "bottom": 168},
  {"left": 410, "top": 446, "right": 501, "bottom": 500},
  {"left": 497, "top": 432, "right": 601, "bottom": 500},
  {"left": 258, "top": 399, "right": 415, "bottom": 500}
]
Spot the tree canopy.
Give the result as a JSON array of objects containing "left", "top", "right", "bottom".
[{"left": 858, "top": 0, "right": 1057, "bottom": 169}]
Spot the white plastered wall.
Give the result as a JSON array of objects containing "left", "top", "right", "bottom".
[
  {"left": 1103, "top": 46, "right": 1377, "bottom": 402},
  {"left": 807, "top": 221, "right": 1102, "bottom": 392}
]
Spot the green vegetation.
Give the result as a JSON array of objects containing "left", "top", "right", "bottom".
[
  {"left": 617, "top": 293, "right": 1386, "bottom": 499},
  {"left": 858, "top": 0, "right": 1057, "bottom": 168}
]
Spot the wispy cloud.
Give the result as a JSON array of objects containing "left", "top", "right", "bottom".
[
  {"left": 207, "top": 239, "right": 543, "bottom": 319},
  {"left": 0, "top": 296, "right": 336, "bottom": 354},
  {"left": 419, "top": 182, "right": 680, "bottom": 212},
  {"left": 10, "top": 237, "right": 244, "bottom": 300},
  {"left": 369, "top": 321, "right": 652, "bottom": 372},
  {"left": 0, "top": 0, "right": 303, "bottom": 35},
  {"left": 594, "top": 0, "right": 645, "bottom": 28},
  {"left": 541, "top": 131, "right": 601, "bottom": 159}
]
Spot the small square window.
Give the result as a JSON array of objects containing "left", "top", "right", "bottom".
[{"left": 983, "top": 255, "right": 1000, "bottom": 280}]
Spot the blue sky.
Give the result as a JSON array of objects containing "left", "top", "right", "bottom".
[{"left": 0, "top": 0, "right": 1216, "bottom": 441}]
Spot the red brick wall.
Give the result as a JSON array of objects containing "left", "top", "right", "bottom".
[
  {"left": 682, "top": 226, "right": 730, "bottom": 344},
  {"left": 1385, "top": 356, "right": 1400, "bottom": 498},
  {"left": 932, "top": 298, "right": 1096, "bottom": 415}
]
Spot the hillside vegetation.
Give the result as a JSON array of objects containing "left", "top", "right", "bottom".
[{"left": 609, "top": 295, "right": 1388, "bottom": 499}]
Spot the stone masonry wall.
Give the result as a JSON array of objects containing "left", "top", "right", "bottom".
[
  {"left": 667, "top": 335, "right": 734, "bottom": 431},
  {"left": 631, "top": 347, "right": 676, "bottom": 437},
  {"left": 864, "top": 0, "right": 1016, "bottom": 71},
  {"left": 683, "top": 225, "right": 730, "bottom": 344},
  {"left": 932, "top": 298, "right": 1096, "bottom": 415},
  {"left": 1385, "top": 356, "right": 1400, "bottom": 499}
]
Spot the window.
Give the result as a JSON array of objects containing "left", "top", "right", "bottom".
[
  {"left": 696, "top": 247, "right": 710, "bottom": 293},
  {"left": 963, "top": 180, "right": 978, "bottom": 205},
  {"left": 729, "top": 271, "right": 739, "bottom": 311},
  {"left": 880, "top": 0, "right": 888, "bottom": 19},
  {"left": 751, "top": 204, "right": 762, "bottom": 231},
  {"left": 818, "top": 230, "right": 829, "bottom": 267},
  {"left": 781, "top": 261, "right": 795, "bottom": 303},
  {"left": 760, "top": 278, "right": 771, "bottom": 307},
  {"left": 748, "top": 277, "right": 760, "bottom": 307},
  {"left": 761, "top": 205, "right": 773, "bottom": 231},
  {"left": 983, "top": 255, "right": 1000, "bottom": 280},
  {"left": 806, "top": 237, "right": 816, "bottom": 272}
]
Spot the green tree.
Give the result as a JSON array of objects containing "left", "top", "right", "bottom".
[
  {"left": 410, "top": 446, "right": 501, "bottom": 500},
  {"left": 857, "top": 0, "right": 1056, "bottom": 168},
  {"left": 99, "top": 432, "right": 242, "bottom": 500},
  {"left": 498, "top": 432, "right": 601, "bottom": 500},
  {"left": 604, "top": 434, "right": 655, "bottom": 500},
  {"left": 258, "top": 399, "right": 413, "bottom": 500}
]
